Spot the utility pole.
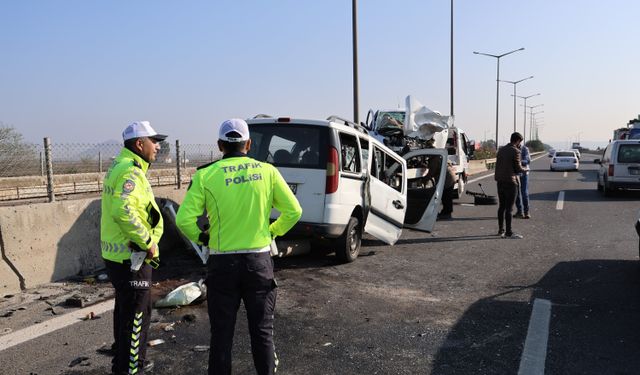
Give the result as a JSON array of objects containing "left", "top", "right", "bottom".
[{"left": 352, "top": 0, "right": 360, "bottom": 124}]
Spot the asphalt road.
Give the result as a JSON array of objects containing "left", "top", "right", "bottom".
[{"left": 1, "top": 152, "right": 638, "bottom": 375}]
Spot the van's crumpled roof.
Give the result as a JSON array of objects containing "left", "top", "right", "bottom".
[{"left": 404, "top": 95, "right": 452, "bottom": 140}]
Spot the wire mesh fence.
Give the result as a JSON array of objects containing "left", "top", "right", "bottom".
[{"left": 0, "top": 140, "right": 223, "bottom": 202}]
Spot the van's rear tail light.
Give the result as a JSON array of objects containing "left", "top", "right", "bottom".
[
  {"left": 608, "top": 165, "right": 615, "bottom": 176},
  {"left": 573, "top": 158, "right": 578, "bottom": 163},
  {"left": 326, "top": 146, "right": 339, "bottom": 194}
]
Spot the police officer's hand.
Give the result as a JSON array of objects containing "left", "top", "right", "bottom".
[{"left": 147, "top": 242, "right": 158, "bottom": 259}]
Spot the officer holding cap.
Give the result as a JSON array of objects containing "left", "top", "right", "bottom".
[
  {"left": 176, "top": 118, "right": 302, "bottom": 375},
  {"left": 101, "top": 121, "right": 166, "bottom": 374}
]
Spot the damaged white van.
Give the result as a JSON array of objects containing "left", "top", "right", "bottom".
[{"left": 246, "top": 115, "right": 447, "bottom": 263}]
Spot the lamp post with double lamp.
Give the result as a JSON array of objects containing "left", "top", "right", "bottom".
[
  {"left": 528, "top": 104, "right": 544, "bottom": 140},
  {"left": 516, "top": 96, "right": 541, "bottom": 141},
  {"left": 473, "top": 47, "right": 525, "bottom": 147},
  {"left": 531, "top": 110, "right": 544, "bottom": 140},
  {"left": 501, "top": 76, "right": 534, "bottom": 132}
]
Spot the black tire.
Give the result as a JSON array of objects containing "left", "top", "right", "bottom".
[
  {"left": 603, "top": 179, "right": 615, "bottom": 197},
  {"left": 335, "top": 216, "right": 361, "bottom": 263},
  {"left": 454, "top": 175, "right": 465, "bottom": 199}
]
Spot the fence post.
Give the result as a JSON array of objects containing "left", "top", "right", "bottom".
[
  {"left": 40, "top": 151, "right": 44, "bottom": 176},
  {"left": 98, "top": 151, "right": 102, "bottom": 173},
  {"left": 183, "top": 150, "right": 187, "bottom": 169},
  {"left": 44, "top": 137, "right": 55, "bottom": 202},
  {"left": 176, "top": 140, "right": 181, "bottom": 189}
]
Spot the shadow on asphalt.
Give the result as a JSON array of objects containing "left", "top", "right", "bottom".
[
  {"left": 431, "top": 259, "right": 640, "bottom": 374},
  {"left": 361, "top": 234, "right": 499, "bottom": 247},
  {"left": 435, "top": 216, "right": 497, "bottom": 221},
  {"left": 273, "top": 251, "right": 343, "bottom": 270}
]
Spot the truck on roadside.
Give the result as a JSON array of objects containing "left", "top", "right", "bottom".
[{"left": 365, "top": 95, "right": 473, "bottom": 198}]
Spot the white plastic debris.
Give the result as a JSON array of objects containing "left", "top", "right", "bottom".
[
  {"left": 154, "top": 280, "right": 207, "bottom": 308},
  {"left": 148, "top": 339, "right": 165, "bottom": 347}
]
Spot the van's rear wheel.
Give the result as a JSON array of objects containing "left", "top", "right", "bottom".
[
  {"left": 335, "top": 216, "right": 361, "bottom": 263},
  {"left": 454, "top": 175, "right": 465, "bottom": 199},
  {"left": 603, "top": 179, "right": 615, "bottom": 197}
]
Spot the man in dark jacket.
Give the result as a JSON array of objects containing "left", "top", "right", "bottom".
[{"left": 494, "top": 132, "right": 525, "bottom": 238}]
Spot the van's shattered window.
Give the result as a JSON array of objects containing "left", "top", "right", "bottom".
[
  {"left": 371, "top": 146, "right": 403, "bottom": 192},
  {"left": 618, "top": 144, "right": 640, "bottom": 163},
  {"left": 246, "top": 124, "right": 326, "bottom": 169},
  {"left": 339, "top": 133, "right": 361, "bottom": 173}
]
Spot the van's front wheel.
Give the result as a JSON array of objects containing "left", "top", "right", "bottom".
[{"left": 335, "top": 216, "right": 361, "bottom": 263}]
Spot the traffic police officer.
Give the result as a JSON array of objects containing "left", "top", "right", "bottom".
[
  {"left": 176, "top": 118, "right": 302, "bottom": 375},
  {"left": 101, "top": 121, "right": 166, "bottom": 375}
]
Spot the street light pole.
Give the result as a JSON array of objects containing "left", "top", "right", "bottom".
[
  {"left": 352, "top": 0, "right": 359, "bottom": 124},
  {"left": 501, "top": 76, "right": 533, "bottom": 132},
  {"left": 450, "top": 0, "right": 454, "bottom": 117},
  {"left": 528, "top": 104, "right": 543, "bottom": 140},
  {"left": 473, "top": 47, "right": 525, "bottom": 147},
  {"left": 514, "top": 93, "right": 540, "bottom": 142},
  {"left": 531, "top": 110, "right": 544, "bottom": 140}
]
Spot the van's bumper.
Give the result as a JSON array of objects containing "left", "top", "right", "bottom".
[{"left": 281, "top": 221, "right": 346, "bottom": 239}]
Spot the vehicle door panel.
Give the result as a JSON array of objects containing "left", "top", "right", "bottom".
[
  {"left": 402, "top": 149, "right": 448, "bottom": 232},
  {"left": 364, "top": 145, "right": 407, "bottom": 245}
]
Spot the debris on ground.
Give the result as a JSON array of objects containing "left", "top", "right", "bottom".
[
  {"left": 1, "top": 310, "right": 14, "bottom": 318},
  {"left": 193, "top": 345, "right": 210, "bottom": 352},
  {"left": 65, "top": 296, "right": 85, "bottom": 308},
  {"left": 96, "top": 342, "right": 115, "bottom": 355},
  {"left": 46, "top": 306, "right": 59, "bottom": 315},
  {"left": 97, "top": 273, "right": 109, "bottom": 282},
  {"left": 68, "top": 356, "right": 90, "bottom": 367},
  {"left": 84, "top": 312, "right": 100, "bottom": 320},
  {"left": 154, "top": 279, "right": 206, "bottom": 308},
  {"left": 158, "top": 322, "right": 175, "bottom": 332},
  {"left": 1, "top": 327, "right": 12, "bottom": 335},
  {"left": 148, "top": 339, "right": 165, "bottom": 347},
  {"left": 182, "top": 314, "right": 197, "bottom": 323}
]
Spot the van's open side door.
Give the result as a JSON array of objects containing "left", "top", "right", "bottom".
[
  {"left": 402, "top": 149, "right": 448, "bottom": 232},
  {"left": 364, "top": 144, "right": 408, "bottom": 245}
]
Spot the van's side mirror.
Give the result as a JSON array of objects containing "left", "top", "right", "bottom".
[
  {"left": 593, "top": 159, "right": 600, "bottom": 164},
  {"left": 548, "top": 154, "right": 553, "bottom": 158}
]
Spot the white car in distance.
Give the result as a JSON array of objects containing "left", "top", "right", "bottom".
[{"left": 550, "top": 150, "right": 579, "bottom": 171}]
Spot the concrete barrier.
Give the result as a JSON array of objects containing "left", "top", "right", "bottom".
[{"left": 0, "top": 185, "right": 188, "bottom": 295}]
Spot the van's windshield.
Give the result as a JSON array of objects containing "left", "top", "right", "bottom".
[{"left": 247, "top": 124, "right": 328, "bottom": 169}]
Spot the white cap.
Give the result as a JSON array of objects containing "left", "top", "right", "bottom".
[
  {"left": 218, "top": 118, "right": 250, "bottom": 142},
  {"left": 122, "top": 121, "right": 167, "bottom": 141}
]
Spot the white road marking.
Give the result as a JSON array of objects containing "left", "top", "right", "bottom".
[
  {"left": 518, "top": 298, "right": 552, "bottom": 375},
  {"left": 563, "top": 171, "right": 568, "bottom": 178},
  {"left": 467, "top": 153, "right": 547, "bottom": 185},
  {"left": 556, "top": 191, "right": 565, "bottom": 210},
  {"left": 467, "top": 173, "right": 493, "bottom": 184},
  {"left": 0, "top": 299, "right": 114, "bottom": 352}
]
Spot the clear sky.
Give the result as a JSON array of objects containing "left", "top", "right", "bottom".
[{"left": 1, "top": 1, "right": 638, "bottom": 149}]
